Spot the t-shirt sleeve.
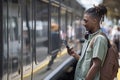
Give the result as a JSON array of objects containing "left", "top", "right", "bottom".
[{"left": 92, "top": 35, "right": 108, "bottom": 61}]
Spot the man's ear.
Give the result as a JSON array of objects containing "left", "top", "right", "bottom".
[{"left": 93, "top": 18, "right": 97, "bottom": 23}]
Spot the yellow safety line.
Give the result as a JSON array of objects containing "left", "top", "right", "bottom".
[
  {"left": 23, "top": 48, "right": 67, "bottom": 79},
  {"left": 23, "top": 60, "right": 49, "bottom": 78},
  {"left": 117, "top": 68, "right": 120, "bottom": 80},
  {"left": 22, "top": 49, "right": 120, "bottom": 80}
]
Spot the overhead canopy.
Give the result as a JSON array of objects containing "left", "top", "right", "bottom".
[
  {"left": 103, "top": 0, "right": 120, "bottom": 20},
  {"left": 61, "top": 0, "right": 85, "bottom": 18}
]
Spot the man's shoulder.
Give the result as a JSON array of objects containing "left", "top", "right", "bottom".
[{"left": 93, "top": 34, "right": 108, "bottom": 46}]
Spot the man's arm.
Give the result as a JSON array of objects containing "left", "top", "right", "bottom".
[
  {"left": 71, "top": 53, "right": 80, "bottom": 60},
  {"left": 85, "top": 58, "right": 101, "bottom": 80}
]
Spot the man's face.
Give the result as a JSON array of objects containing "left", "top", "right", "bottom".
[{"left": 82, "top": 13, "right": 96, "bottom": 32}]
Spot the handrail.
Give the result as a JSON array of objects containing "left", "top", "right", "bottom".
[
  {"left": 44, "top": 49, "right": 80, "bottom": 80},
  {"left": 44, "top": 56, "right": 75, "bottom": 80}
]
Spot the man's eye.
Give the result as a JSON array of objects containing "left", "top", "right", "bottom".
[{"left": 83, "top": 19, "right": 88, "bottom": 23}]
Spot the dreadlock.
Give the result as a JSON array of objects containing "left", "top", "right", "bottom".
[{"left": 85, "top": 4, "right": 107, "bottom": 23}]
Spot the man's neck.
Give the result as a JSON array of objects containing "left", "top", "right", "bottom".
[{"left": 91, "top": 25, "right": 100, "bottom": 33}]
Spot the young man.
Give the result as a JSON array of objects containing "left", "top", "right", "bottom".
[{"left": 67, "top": 4, "right": 108, "bottom": 80}]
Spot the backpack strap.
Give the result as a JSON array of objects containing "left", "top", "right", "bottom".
[
  {"left": 89, "top": 32, "right": 110, "bottom": 67},
  {"left": 99, "top": 32, "right": 111, "bottom": 48},
  {"left": 90, "top": 32, "right": 110, "bottom": 48}
]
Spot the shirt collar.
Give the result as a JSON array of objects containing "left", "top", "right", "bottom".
[{"left": 88, "top": 29, "right": 102, "bottom": 40}]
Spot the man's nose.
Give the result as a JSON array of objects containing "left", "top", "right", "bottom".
[{"left": 81, "top": 21, "right": 86, "bottom": 26}]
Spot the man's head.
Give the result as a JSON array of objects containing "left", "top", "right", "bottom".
[{"left": 82, "top": 4, "right": 107, "bottom": 33}]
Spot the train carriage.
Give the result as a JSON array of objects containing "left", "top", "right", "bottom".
[{"left": 0, "top": 0, "right": 85, "bottom": 80}]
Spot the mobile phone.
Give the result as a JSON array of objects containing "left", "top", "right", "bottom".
[{"left": 63, "top": 40, "right": 69, "bottom": 48}]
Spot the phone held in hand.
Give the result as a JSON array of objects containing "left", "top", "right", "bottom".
[{"left": 63, "top": 40, "right": 69, "bottom": 49}]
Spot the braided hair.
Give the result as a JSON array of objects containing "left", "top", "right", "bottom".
[{"left": 85, "top": 4, "right": 107, "bottom": 22}]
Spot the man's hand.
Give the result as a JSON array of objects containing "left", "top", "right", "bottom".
[
  {"left": 67, "top": 47, "right": 75, "bottom": 55},
  {"left": 67, "top": 47, "right": 80, "bottom": 60}
]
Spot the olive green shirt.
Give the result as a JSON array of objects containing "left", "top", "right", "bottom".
[{"left": 74, "top": 29, "right": 108, "bottom": 80}]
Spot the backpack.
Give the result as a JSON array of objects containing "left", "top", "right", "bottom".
[{"left": 91, "top": 32, "right": 119, "bottom": 80}]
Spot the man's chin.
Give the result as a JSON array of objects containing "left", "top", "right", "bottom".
[{"left": 86, "top": 28, "right": 89, "bottom": 32}]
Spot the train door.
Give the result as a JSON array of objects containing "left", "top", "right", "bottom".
[
  {"left": 21, "top": 0, "right": 34, "bottom": 80},
  {"left": 2, "top": 0, "right": 22, "bottom": 80},
  {"left": 34, "top": 0, "right": 49, "bottom": 64},
  {"left": 50, "top": 3, "right": 60, "bottom": 53},
  {"left": 32, "top": 0, "right": 49, "bottom": 79},
  {"left": 66, "top": 12, "right": 73, "bottom": 43},
  {"left": 60, "top": 7, "right": 67, "bottom": 47},
  {"left": 2, "top": 0, "right": 34, "bottom": 80}
]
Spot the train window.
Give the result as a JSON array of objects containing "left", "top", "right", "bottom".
[
  {"left": 60, "top": 8, "right": 67, "bottom": 40},
  {"left": 32, "top": 1, "right": 49, "bottom": 79},
  {"left": 1, "top": 0, "right": 85, "bottom": 80},
  {"left": 2, "top": 2, "right": 9, "bottom": 78},
  {"left": 67, "top": 12, "right": 74, "bottom": 42},
  {"left": 51, "top": 6, "right": 59, "bottom": 25},
  {"left": 67, "top": 12, "right": 72, "bottom": 27},
  {"left": 51, "top": 5, "right": 60, "bottom": 52},
  {"left": 35, "top": 1, "right": 49, "bottom": 62},
  {"left": 2, "top": 0, "right": 22, "bottom": 80},
  {"left": 22, "top": 0, "right": 33, "bottom": 80}
]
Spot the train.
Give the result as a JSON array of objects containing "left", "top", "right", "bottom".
[{"left": 0, "top": 0, "right": 85, "bottom": 80}]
